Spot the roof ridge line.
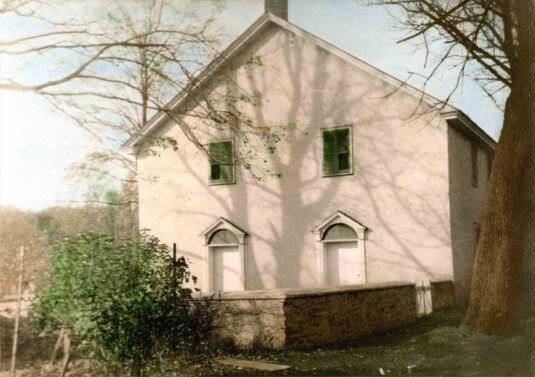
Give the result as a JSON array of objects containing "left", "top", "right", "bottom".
[{"left": 123, "top": 12, "right": 495, "bottom": 149}]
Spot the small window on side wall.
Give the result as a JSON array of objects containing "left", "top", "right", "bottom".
[
  {"left": 209, "top": 140, "right": 234, "bottom": 185},
  {"left": 323, "top": 127, "right": 352, "bottom": 177}
]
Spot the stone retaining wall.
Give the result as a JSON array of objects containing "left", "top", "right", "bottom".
[
  {"left": 203, "top": 281, "right": 417, "bottom": 349},
  {"left": 430, "top": 280, "right": 455, "bottom": 310},
  {"left": 208, "top": 294, "right": 286, "bottom": 349},
  {"left": 284, "top": 282, "right": 416, "bottom": 347}
]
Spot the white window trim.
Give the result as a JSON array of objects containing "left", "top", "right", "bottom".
[
  {"left": 200, "top": 217, "right": 247, "bottom": 292},
  {"left": 311, "top": 211, "right": 368, "bottom": 286}
]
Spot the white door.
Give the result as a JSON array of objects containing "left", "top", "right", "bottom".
[
  {"left": 213, "top": 246, "right": 243, "bottom": 292},
  {"left": 325, "top": 241, "right": 365, "bottom": 286}
]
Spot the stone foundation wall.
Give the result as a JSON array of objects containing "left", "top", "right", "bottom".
[
  {"left": 203, "top": 281, "right": 417, "bottom": 349},
  {"left": 284, "top": 282, "right": 416, "bottom": 347},
  {"left": 207, "top": 293, "right": 286, "bottom": 349},
  {"left": 431, "top": 280, "right": 455, "bottom": 309}
]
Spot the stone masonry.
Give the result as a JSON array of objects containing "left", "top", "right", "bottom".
[{"left": 203, "top": 281, "right": 418, "bottom": 349}]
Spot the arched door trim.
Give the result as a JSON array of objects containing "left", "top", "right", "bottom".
[
  {"left": 200, "top": 217, "right": 247, "bottom": 292},
  {"left": 311, "top": 211, "right": 368, "bottom": 286},
  {"left": 312, "top": 211, "right": 367, "bottom": 241}
]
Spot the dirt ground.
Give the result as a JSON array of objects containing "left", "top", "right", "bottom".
[
  {"left": 2, "top": 309, "right": 534, "bottom": 376},
  {"left": 179, "top": 309, "right": 534, "bottom": 377}
]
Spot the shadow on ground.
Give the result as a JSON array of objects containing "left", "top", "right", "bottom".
[{"left": 182, "top": 308, "right": 534, "bottom": 377}]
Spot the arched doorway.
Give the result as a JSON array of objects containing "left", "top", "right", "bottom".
[
  {"left": 208, "top": 229, "right": 244, "bottom": 292},
  {"left": 322, "top": 224, "right": 364, "bottom": 286},
  {"left": 201, "top": 217, "right": 247, "bottom": 292},
  {"left": 312, "top": 211, "right": 368, "bottom": 287}
]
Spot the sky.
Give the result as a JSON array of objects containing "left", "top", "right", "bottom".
[{"left": 0, "top": 0, "right": 505, "bottom": 211}]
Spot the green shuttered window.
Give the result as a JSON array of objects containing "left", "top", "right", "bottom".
[
  {"left": 322, "top": 127, "right": 352, "bottom": 176},
  {"left": 209, "top": 140, "right": 235, "bottom": 185}
]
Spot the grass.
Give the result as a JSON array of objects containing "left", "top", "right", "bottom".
[{"left": 170, "top": 308, "right": 534, "bottom": 377}]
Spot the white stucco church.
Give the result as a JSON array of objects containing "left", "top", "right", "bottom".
[{"left": 125, "top": 0, "right": 503, "bottom": 304}]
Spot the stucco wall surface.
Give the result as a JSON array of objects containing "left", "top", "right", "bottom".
[
  {"left": 447, "top": 126, "right": 493, "bottom": 305},
  {"left": 137, "top": 23, "right": 454, "bottom": 292}
]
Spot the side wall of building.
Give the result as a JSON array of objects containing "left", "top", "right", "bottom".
[
  {"left": 136, "top": 24, "right": 454, "bottom": 292},
  {"left": 447, "top": 126, "right": 493, "bottom": 305}
]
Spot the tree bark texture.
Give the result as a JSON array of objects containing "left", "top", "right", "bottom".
[{"left": 464, "top": 0, "right": 535, "bottom": 334}]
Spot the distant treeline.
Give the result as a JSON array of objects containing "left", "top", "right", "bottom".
[{"left": 0, "top": 196, "right": 138, "bottom": 297}]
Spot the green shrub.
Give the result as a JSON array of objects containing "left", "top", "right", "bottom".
[{"left": 34, "top": 232, "right": 210, "bottom": 376}]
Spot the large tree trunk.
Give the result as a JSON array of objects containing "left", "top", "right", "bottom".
[{"left": 464, "top": 0, "right": 535, "bottom": 334}]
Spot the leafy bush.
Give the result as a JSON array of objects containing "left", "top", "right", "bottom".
[{"left": 34, "top": 232, "right": 211, "bottom": 376}]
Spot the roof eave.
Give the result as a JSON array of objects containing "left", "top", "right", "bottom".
[{"left": 441, "top": 109, "right": 497, "bottom": 150}]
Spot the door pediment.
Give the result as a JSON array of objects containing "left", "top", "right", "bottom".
[
  {"left": 200, "top": 217, "right": 247, "bottom": 245},
  {"left": 312, "top": 211, "right": 367, "bottom": 241}
]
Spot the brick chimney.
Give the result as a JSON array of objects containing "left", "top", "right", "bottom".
[{"left": 265, "top": 0, "right": 288, "bottom": 20}]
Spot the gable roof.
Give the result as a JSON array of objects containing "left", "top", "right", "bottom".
[{"left": 123, "top": 12, "right": 496, "bottom": 150}]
